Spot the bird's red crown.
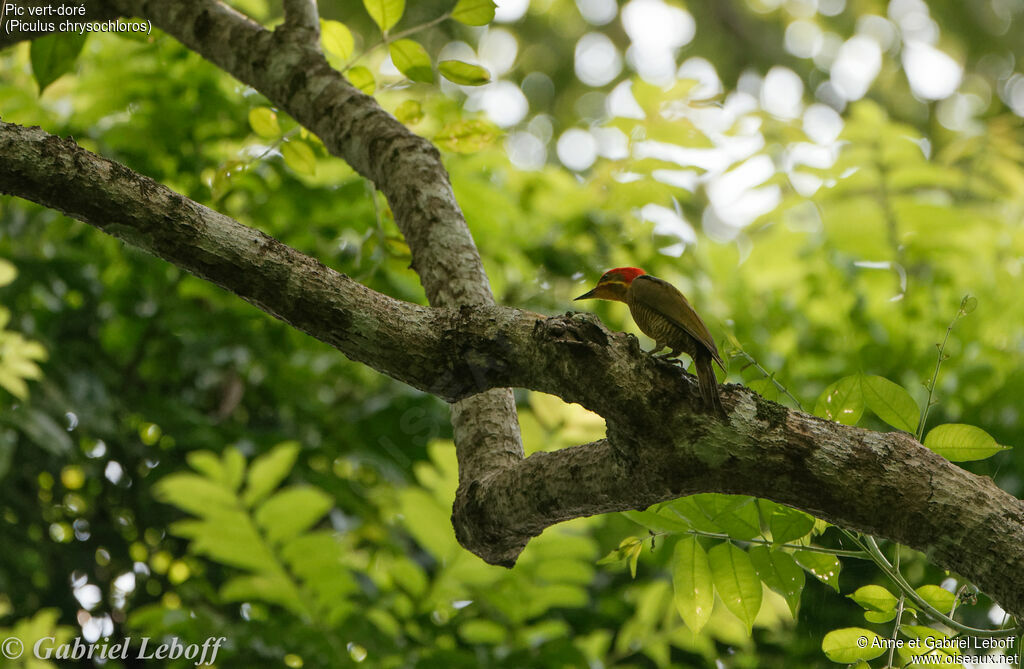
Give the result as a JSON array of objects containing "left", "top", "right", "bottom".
[{"left": 599, "top": 267, "right": 646, "bottom": 285}]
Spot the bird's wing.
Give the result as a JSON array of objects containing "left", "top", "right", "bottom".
[{"left": 632, "top": 275, "right": 725, "bottom": 369}]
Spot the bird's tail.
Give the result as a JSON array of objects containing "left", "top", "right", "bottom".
[{"left": 695, "top": 352, "right": 725, "bottom": 417}]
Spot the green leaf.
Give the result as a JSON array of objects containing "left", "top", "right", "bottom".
[
  {"left": 627, "top": 538, "right": 643, "bottom": 578},
  {"left": 347, "top": 66, "right": 376, "bottom": 94},
  {"left": 242, "top": 441, "right": 300, "bottom": 506},
  {"left": 320, "top": 20, "right": 354, "bottom": 60},
  {"left": 255, "top": 486, "right": 333, "bottom": 544},
  {"left": 222, "top": 447, "right": 246, "bottom": 491},
  {"left": 248, "top": 107, "right": 281, "bottom": 138},
  {"left": 814, "top": 375, "right": 864, "bottom": 425},
  {"left": 220, "top": 573, "right": 305, "bottom": 615},
  {"left": 861, "top": 375, "right": 919, "bottom": 433},
  {"left": 821, "top": 627, "right": 886, "bottom": 662},
  {"left": 748, "top": 545, "right": 804, "bottom": 617},
  {"left": 690, "top": 494, "right": 760, "bottom": 540},
  {"left": 30, "top": 32, "right": 88, "bottom": 92},
  {"left": 848, "top": 584, "right": 898, "bottom": 612},
  {"left": 864, "top": 609, "right": 897, "bottom": 623},
  {"left": 915, "top": 585, "right": 956, "bottom": 614},
  {"left": 0, "top": 259, "right": 16, "bottom": 287},
  {"left": 794, "top": 550, "right": 841, "bottom": 591},
  {"left": 622, "top": 508, "right": 692, "bottom": 533},
  {"left": 155, "top": 473, "right": 238, "bottom": 516},
  {"left": 399, "top": 488, "right": 455, "bottom": 558},
  {"left": 5, "top": 407, "right": 72, "bottom": 455},
  {"left": 389, "top": 39, "right": 434, "bottom": 83},
  {"left": 281, "top": 530, "right": 359, "bottom": 605},
  {"left": 451, "top": 0, "right": 496, "bottom": 25},
  {"left": 186, "top": 450, "right": 224, "bottom": 481},
  {"left": 439, "top": 60, "right": 491, "bottom": 86},
  {"left": 433, "top": 119, "right": 502, "bottom": 153},
  {"left": 671, "top": 536, "right": 714, "bottom": 633},
  {"left": 169, "top": 511, "right": 277, "bottom": 571},
  {"left": 458, "top": 619, "right": 507, "bottom": 644},
  {"left": 363, "top": 0, "right": 405, "bottom": 32},
  {"left": 707, "top": 543, "right": 762, "bottom": 633},
  {"left": 394, "top": 99, "right": 424, "bottom": 125},
  {"left": 281, "top": 139, "right": 317, "bottom": 176},
  {"left": 924, "top": 423, "right": 1010, "bottom": 462},
  {"left": 769, "top": 506, "right": 816, "bottom": 544},
  {"left": 597, "top": 536, "right": 643, "bottom": 567}
]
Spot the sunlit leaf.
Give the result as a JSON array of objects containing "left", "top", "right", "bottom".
[
  {"left": 861, "top": 375, "right": 919, "bottom": 433},
  {"left": 627, "top": 537, "right": 643, "bottom": 578},
  {"left": 248, "top": 107, "right": 280, "bottom": 138},
  {"left": 222, "top": 447, "right": 246, "bottom": 491},
  {"left": 394, "top": 99, "right": 424, "bottom": 125},
  {"left": 347, "top": 66, "right": 376, "bottom": 94},
  {"left": 363, "top": 0, "right": 404, "bottom": 32},
  {"left": 187, "top": 450, "right": 225, "bottom": 481},
  {"left": 459, "top": 619, "right": 507, "bottom": 644},
  {"left": 915, "top": 585, "right": 956, "bottom": 614},
  {"left": 924, "top": 424, "right": 1009, "bottom": 462},
  {"left": 672, "top": 536, "right": 714, "bottom": 633},
  {"left": 0, "top": 260, "right": 16, "bottom": 287},
  {"left": 707, "top": 542, "right": 761, "bottom": 633},
  {"left": 433, "top": 119, "right": 502, "bottom": 153},
  {"left": 794, "top": 550, "right": 841, "bottom": 591},
  {"left": 155, "top": 473, "right": 238, "bottom": 516},
  {"left": 221, "top": 573, "right": 306, "bottom": 615},
  {"left": 814, "top": 375, "right": 864, "bottom": 425},
  {"left": 848, "top": 584, "right": 898, "bottom": 612},
  {"left": 451, "top": 0, "right": 496, "bottom": 25},
  {"left": 748, "top": 545, "right": 804, "bottom": 617},
  {"left": 439, "top": 60, "right": 491, "bottom": 86},
  {"left": 769, "top": 506, "right": 815, "bottom": 544},
  {"left": 389, "top": 39, "right": 433, "bottom": 83},
  {"left": 821, "top": 628, "right": 886, "bottom": 662},
  {"left": 281, "top": 139, "right": 317, "bottom": 176},
  {"left": 320, "top": 20, "right": 354, "bottom": 60},
  {"left": 242, "top": 441, "right": 300, "bottom": 507},
  {"left": 255, "top": 486, "right": 333, "bottom": 543}
]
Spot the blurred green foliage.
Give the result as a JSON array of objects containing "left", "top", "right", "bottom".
[{"left": 2, "top": 0, "right": 1024, "bottom": 666}]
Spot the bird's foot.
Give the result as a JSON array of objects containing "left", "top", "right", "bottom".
[{"left": 652, "top": 352, "right": 684, "bottom": 365}]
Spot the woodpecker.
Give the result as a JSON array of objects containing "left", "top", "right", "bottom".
[{"left": 575, "top": 267, "right": 725, "bottom": 415}]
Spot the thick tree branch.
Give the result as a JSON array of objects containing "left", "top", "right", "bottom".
[
  {"left": 2, "top": 119, "right": 1024, "bottom": 620},
  {"left": 280, "top": 0, "right": 319, "bottom": 33},
  {"left": 97, "top": 0, "right": 525, "bottom": 486}
]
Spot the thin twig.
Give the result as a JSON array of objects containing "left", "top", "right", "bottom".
[
  {"left": 730, "top": 348, "right": 804, "bottom": 410},
  {"left": 646, "top": 528, "right": 869, "bottom": 559},
  {"left": 916, "top": 295, "right": 974, "bottom": 441},
  {"left": 844, "top": 532, "right": 1020, "bottom": 638},
  {"left": 345, "top": 12, "right": 452, "bottom": 74}
]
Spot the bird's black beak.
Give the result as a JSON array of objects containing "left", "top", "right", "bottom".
[{"left": 574, "top": 288, "right": 597, "bottom": 301}]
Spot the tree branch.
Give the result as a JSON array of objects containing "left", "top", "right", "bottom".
[
  {"left": 3, "top": 119, "right": 1024, "bottom": 620},
  {"left": 100, "top": 0, "right": 526, "bottom": 491},
  {"left": 280, "top": 0, "right": 319, "bottom": 33}
]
